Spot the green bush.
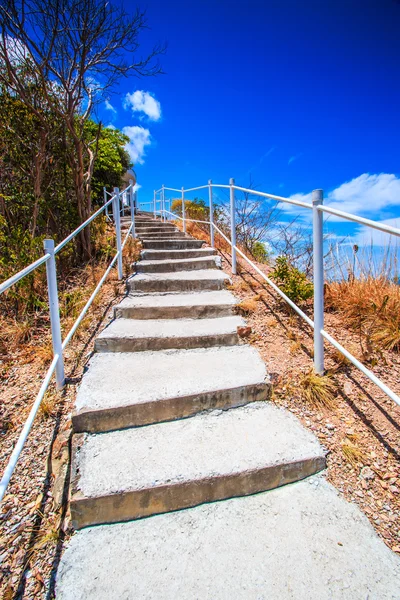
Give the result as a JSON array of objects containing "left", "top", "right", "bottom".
[
  {"left": 271, "top": 256, "right": 313, "bottom": 303},
  {"left": 251, "top": 241, "right": 269, "bottom": 263}
]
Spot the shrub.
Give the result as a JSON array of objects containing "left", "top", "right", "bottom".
[
  {"left": 251, "top": 241, "right": 269, "bottom": 264},
  {"left": 271, "top": 256, "right": 313, "bottom": 303}
]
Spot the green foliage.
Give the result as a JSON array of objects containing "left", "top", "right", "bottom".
[
  {"left": 0, "top": 87, "right": 130, "bottom": 314},
  {"left": 251, "top": 241, "right": 269, "bottom": 263},
  {"left": 271, "top": 256, "right": 313, "bottom": 303},
  {"left": 86, "top": 122, "right": 131, "bottom": 202}
]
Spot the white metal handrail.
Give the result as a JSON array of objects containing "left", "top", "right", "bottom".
[
  {"left": 0, "top": 185, "right": 137, "bottom": 503},
  {"left": 159, "top": 180, "right": 400, "bottom": 409}
]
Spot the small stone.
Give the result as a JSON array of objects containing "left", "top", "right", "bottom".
[
  {"left": 360, "top": 466, "right": 375, "bottom": 481},
  {"left": 389, "top": 485, "right": 399, "bottom": 494},
  {"left": 326, "top": 423, "right": 335, "bottom": 431}
]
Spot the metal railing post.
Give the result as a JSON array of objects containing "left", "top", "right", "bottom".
[
  {"left": 153, "top": 190, "right": 156, "bottom": 218},
  {"left": 312, "top": 189, "right": 324, "bottom": 374},
  {"left": 103, "top": 187, "right": 109, "bottom": 219},
  {"left": 43, "top": 239, "right": 65, "bottom": 389},
  {"left": 208, "top": 179, "right": 214, "bottom": 247},
  {"left": 162, "top": 185, "right": 165, "bottom": 222},
  {"left": 182, "top": 187, "right": 186, "bottom": 233},
  {"left": 129, "top": 180, "right": 135, "bottom": 238},
  {"left": 113, "top": 187, "right": 123, "bottom": 279},
  {"left": 230, "top": 178, "right": 237, "bottom": 274}
]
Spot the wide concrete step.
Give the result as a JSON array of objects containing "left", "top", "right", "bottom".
[
  {"left": 73, "top": 345, "right": 269, "bottom": 433},
  {"left": 128, "top": 269, "right": 230, "bottom": 293},
  {"left": 57, "top": 476, "right": 400, "bottom": 599},
  {"left": 135, "top": 256, "right": 220, "bottom": 273},
  {"left": 142, "top": 239, "right": 205, "bottom": 250},
  {"left": 70, "top": 402, "right": 326, "bottom": 528},
  {"left": 134, "top": 227, "right": 178, "bottom": 234},
  {"left": 94, "top": 315, "right": 244, "bottom": 352},
  {"left": 114, "top": 290, "right": 237, "bottom": 319},
  {"left": 138, "top": 232, "right": 188, "bottom": 240},
  {"left": 141, "top": 248, "right": 217, "bottom": 261}
]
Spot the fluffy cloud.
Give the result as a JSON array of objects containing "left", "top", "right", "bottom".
[
  {"left": 122, "top": 126, "right": 151, "bottom": 164},
  {"left": 123, "top": 90, "right": 161, "bottom": 121},
  {"left": 287, "top": 173, "right": 400, "bottom": 218}
]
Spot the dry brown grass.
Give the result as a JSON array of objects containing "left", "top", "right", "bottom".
[
  {"left": 290, "top": 340, "right": 301, "bottom": 354},
  {"left": 325, "top": 277, "right": 400, "bottom": 352},
  {"left": 38, "top": 391, "right": 59, "bottom": 420},
  {"left": 236, "top": 296, "right": 260, "bottom": 315},
  {"left": 296, "top": 370, "right": 336, "bottom": 410},
  {"left": 341, "top": 438, "right": 364, "bottom": 468}
]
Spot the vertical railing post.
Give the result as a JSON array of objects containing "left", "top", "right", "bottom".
[
  {"left": 181, "top": 187, "right": 186, "bottom": 233},
  {"left": 43, "top": 239, "right": 65, "bottom": 390},
  {"left": 162, "top": 185, "right": 165, "bottom": 222},
  {"left": 103, "top": 187, "right": 109, "bottom": 219},
  {"left": 153, "top": 190, "right": 156, "bottom": 218},
  {"left": 312, "top": 189, "right": 324, "bottom": 374},
  {"left": 129, "top": 179, "right": 135, "bottom": 238},
  {"left": 113, "top": 187, "right": 123, "bottom": 279},
  {"left": 208, "top": 179, "right": 214, "bottom": 247},
  {"left": 230, "top": 178, "right": 237, "bottom": 275}
]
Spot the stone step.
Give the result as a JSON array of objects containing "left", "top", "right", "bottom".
[
  {"left": 57, "top": 475, "right": 400, "bottom": 599},
  {"left": 134, "top": 227, "right": 178, "bottom": 234},
  {"left": 135, "top": 256, "right": 220, "bottom": 273},
  {"left": 94, "top": 315, "right": 244, "bottom": 353},
  {"left": 141, "top": 248, "right": 217, "bottom": 261},
  {"left": 127, "top": 269, "right": 229, "bottom": 293},
  {"left": 73, "top": 345, "right": 269, "bottom": 433},
  {"left": 142, "top": 239, "right": 205, "bottom": 250},
  {"left": 137, "top": 232, "right": 188, "bottom": 240},
  {"left": 114, "top": 290, "right": 237, "bottom": 319},
  {"left": 70, "top": 402, "right": 326, "bottom": 529}
]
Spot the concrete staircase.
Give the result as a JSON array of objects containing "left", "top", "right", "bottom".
[{"left": 57, "top": 212, "right": 400, "bottom": 599}]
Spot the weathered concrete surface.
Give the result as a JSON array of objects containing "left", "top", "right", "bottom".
[
  {"left": 142, "top": 239, "right": 205, "bottom": 249},
  {"left": 137, "top": 231, "right": 188, "bottom": 239},
  {"left": 128, "top": 269, "right": 230, "bottom": 292},
  {"left": 114, "top": 290, "right": 237, "bottom": 319},
  {"left": 94, "top": 315, "right": 244, "bottom": 352},
  {"left": 73, "top": 345, "right": 269, "bottom": 433},
  {"left": 58, "top": 475, "right": 400, "bottom": 599},
  {"left": 141, "top": 248, "right": 216, "bottom": 260},
  {"left": 135, "top": 255, "right": 220, "bottom": 273},
  {"left": 70, "top": 402, "right": 325, "bottom": 528}
]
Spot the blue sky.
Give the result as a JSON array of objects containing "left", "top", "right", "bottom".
[{"left": 100, "top": 0, "right": 400, "bottom": 246}]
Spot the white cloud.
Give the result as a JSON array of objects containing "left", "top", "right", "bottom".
[
  {"left": 105, "top": 99, "right": 117, "bottom": 114},
  {"left": 122, "top": 126, "right": 151, "bottom": 164},
  {"left": 123, "top": 90, "right": 161, "bottom": 121},
  {"left": 324, "top": 173, "right": 400, "bottom": 216},
  {"left": 354, "top": 217, "right": 400, "bottom": 248},
  {"left": 283, "top": 173, "right": 400, "bottom": 221},
  {"left": 105, "top": 123, "right": 116, "bottom": 129}
]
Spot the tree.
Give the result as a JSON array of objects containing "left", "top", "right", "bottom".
[{"left": 0, "top": 0, "right": 163, "bottom": 257}]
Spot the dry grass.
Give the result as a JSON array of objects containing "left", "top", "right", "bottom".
[
  {"left": 38, "top": 391, "right": 59, "bottom": 420},
  {"left": 325, "top": 277, "right": 400, "bottom": 352},
  {"left": 236, "top": 296, "right": 260, "bottom": 315},
  {"left": 290, "top": 340, "right": 301, "bottom": 354},
  {"left": 341, "top": 438, "right": 364, "bottom": 468},
  {"left": 296, "top": 370, "right": 336, "bottom": 410}
]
